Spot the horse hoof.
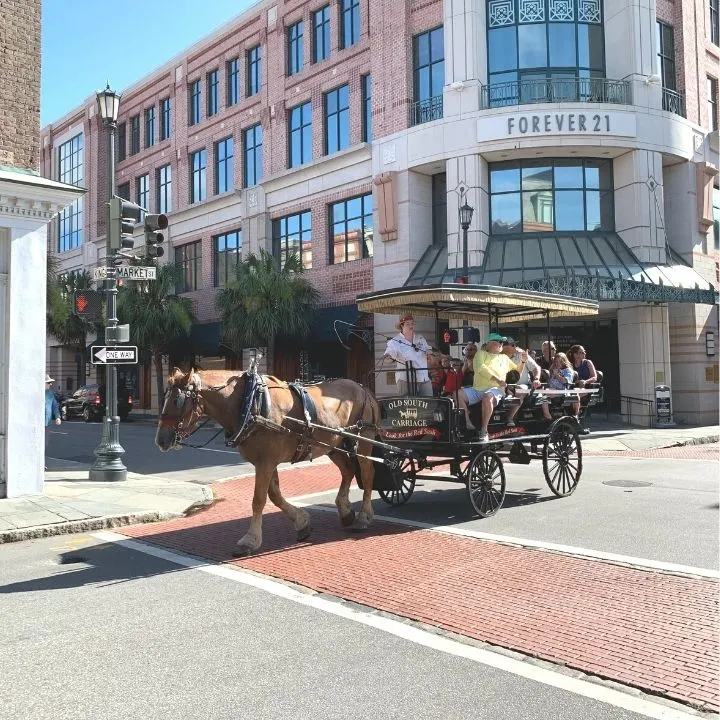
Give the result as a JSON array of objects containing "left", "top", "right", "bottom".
[
  {"left": 296, "top": 521, "right": 312, "bottom": 542},
  {"left": 232, "top": 544, "right": 256, "bottom": 558},
  {"left": 351, "top": 518, "right": 369, "bottom": 532},
  {"left": 341, "top": 511, "right": 356, "bottom": 527}
]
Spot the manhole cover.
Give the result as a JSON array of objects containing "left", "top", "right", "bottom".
[{"left": 603, "top": 479, "right": 653, "bottom": 487}]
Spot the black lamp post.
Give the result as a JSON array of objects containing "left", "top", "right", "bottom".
[
  {"left": 89, "top": 84, "right": 127, "bottom": 483},
  {"left": 458, "top": 199, "right": 474, "bottom": 285}
]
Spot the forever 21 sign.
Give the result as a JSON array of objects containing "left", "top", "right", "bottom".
[{"left": 477, "top": 110, "right": 637, "bottom": 142}]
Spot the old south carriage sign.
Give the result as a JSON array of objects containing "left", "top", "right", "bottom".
[
  {"left": 478, "top": 111, "right": 637, "bottom": 142},
  {"left": 378, "top": 397, "right": 451, "bottom": 442}
]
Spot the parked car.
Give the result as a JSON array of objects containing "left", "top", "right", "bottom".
[{"left": 60, "top": 383, "right": 133, "bottom": 422}]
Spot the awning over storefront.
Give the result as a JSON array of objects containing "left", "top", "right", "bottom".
[
  {"left": 309, "top": 305, "right": 360, "bottom": 342},
  {"left": 190, "top": 322, "right": 221, "bottom": 356},
  {"left": 406, "top": 233, "right": 718, "bottom": 305}
]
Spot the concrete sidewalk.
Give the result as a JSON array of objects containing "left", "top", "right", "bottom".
[{"left": 0, "top": 423, "right": 717, "bottom": 544}]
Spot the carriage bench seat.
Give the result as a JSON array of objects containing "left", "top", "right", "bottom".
[{"left": 467, "top": 393, "right": 521, "bottom": 427}]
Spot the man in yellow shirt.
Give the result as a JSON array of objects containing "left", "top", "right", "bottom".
[{"left": 457, "top": 332, "right": 527, "bottom": 441}]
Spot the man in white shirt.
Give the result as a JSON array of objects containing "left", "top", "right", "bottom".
[
  {"left": 384, "top": 314, "right": 434, "bottom": 396},
  {"left": 502, "top": 337, "right": 541, "bottom": 387}
]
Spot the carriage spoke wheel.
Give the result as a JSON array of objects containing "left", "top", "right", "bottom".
[
  {"left": 466, "top": 450, "right": 506, "bottom": 518},
  {"left": 542, "top": 419, "right": 583, "bottom": 497},
  {"left": 378, "top": 456, "right": 416, "bottom": 507}
]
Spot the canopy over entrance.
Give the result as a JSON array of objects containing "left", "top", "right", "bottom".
[
  {"left": 356, "top": 284, "right": 599, "bottom": 324},
  {"left": 406, "top": 233, "right": 717, "bottom": 305}
]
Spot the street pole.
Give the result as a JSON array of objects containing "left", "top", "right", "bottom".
[
  {"left": 462, "top": 224, "right": 469, "bottom": 284},
  {"left": 89, "top": 103, "right": 126, "bottom": 482}
]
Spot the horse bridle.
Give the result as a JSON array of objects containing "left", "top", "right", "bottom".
[{"left": 159, "top": 381, "right": 204, "bottom": 448}]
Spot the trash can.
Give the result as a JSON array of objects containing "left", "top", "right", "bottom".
[{"left": 654, "top": 385, "right": 673, "bottom": 426}]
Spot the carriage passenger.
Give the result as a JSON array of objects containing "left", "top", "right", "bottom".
[
  {"left": 501, "top": 337, "right": 544, "bottom": 425},
  {"left": 383, "top": 314, "right": 434, "bottom": 397},
  {"left": 455, "top": 333, "right": 527, "bottom": 442}
]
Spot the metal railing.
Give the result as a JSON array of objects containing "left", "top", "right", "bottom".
[
  {"left": 602, "top": 393, "right": 656, "bottom": 427},
  {"left": 661, "top": 88, "right": 685, "bottom": 117},
  {"left": 480, "top": 77, "right": 632, "bottom": 109},
  {"left": 409, "top": 95, "right": 443, "bottom": 126}
]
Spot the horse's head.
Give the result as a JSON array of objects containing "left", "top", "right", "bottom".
[{"left": 155, "top": 366, "right": 204, "bottom": 452}]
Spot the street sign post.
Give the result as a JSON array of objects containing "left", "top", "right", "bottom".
[
  {"left": 93, "top": 266, "right": 156, "bottom": 281},
  {"left": 91, "top": 345, "right": 138, "bottom": 365}
]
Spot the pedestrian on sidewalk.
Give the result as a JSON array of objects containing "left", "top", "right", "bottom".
[{"left": 45, "top": 375, "right": 61, "bottom": 469}]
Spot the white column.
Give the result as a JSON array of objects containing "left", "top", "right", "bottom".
[
  {"left": 617, "top": 303, "right": 672, "bottom": 426},
  {"left": 614, "top": 150, "right": 666, "bottom": 263}
]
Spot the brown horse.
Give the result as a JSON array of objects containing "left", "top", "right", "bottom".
[{"left": 155, "top": 366, "right": 380, "bottom": 556}]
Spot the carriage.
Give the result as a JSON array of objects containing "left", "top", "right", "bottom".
[{"left": 353, "top": 283, "right": 602, "bottom": 518}]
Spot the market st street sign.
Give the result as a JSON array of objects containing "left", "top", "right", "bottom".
[
  {"left": 91, "top": 346, "right": 138, "bottom": 365},
  {"left": 93, "top": 266, "right": 157, "bottom": 281}
]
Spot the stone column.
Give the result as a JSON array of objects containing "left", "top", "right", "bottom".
[
  {"left": 617, "top": 303, "right": 672, "bottom": 426},
  {"left": 613, "top": 150, "right": 666, "bottom": 263}
]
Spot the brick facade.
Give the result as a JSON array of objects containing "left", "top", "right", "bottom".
[{"left": 0, "top": 0, "right": 41, "bottom": 170}]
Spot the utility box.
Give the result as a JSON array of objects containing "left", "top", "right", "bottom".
[{"left": 654, "top": 385, "right": 674, "bottom": 426}]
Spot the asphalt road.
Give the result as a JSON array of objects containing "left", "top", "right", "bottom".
[{"left": 0, "top": 534, "right": 667, "bottom": 720}]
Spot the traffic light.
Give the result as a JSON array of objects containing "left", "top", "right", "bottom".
[
  {"left": 108, "top": 196, "right": 143, "bottom": 251},
  {"left": 72, "top": 290, "right": 103, "bottom": 320},
  {"left": 442, "top": 329, "right": 459, "bottom": 344},
  {"left": 144, "top": 213, "right": 168, "bottom": 258}
]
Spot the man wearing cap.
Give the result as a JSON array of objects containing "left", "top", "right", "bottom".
[
  {"left": 502, "top": 337, "right": 541, "bottom": 389},
  {"left": 384, "top": 314, "right": 434, "bottom": 396},
  {"left": 44, "top": 375, "right": 61, "bottom": 467},
  {"left": 457, "top": 333, "right": 526, "bottom": 441}
]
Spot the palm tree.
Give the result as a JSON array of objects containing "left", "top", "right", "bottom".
[
  {"left": 117, "top": 262, "right": 196, "bottom": 410},
  {"left": 216, "top": 250, "right": 319, "bottom": 373}
]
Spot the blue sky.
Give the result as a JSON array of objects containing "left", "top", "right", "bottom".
[{"left": 41, "top": 0, "right": 255, "bottom": 126}]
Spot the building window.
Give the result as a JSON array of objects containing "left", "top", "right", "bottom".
[
  {"left": 160, "top": 97, "right": 171, "bottom": 140},
  {"left": 656, "top": 22, "right": 676, "bottom": 91},
  {"left": 339, "top": 0, "right": 360, "bottom": 49},
  {"left": 711, "top": 0, "right": 719, "bottom": 46},
  {"left": 117, "top": 122, "right": 126, "bottom": 162},
  {"left": 486, "top": 0, "right": 605, "bottom": 107},
  {"left": 190, "top": 149, "right": 207, "bottom": 203},
  {"left": 117, "top": 182, "right": 130, "bottom": 201},
  {"left": 214, "top": 230, "right": 242, "bottom": 287},
  {"left": 189, "top": 80, "right": 201, "bottom": 125},
  {"left": 361, "top": 75, "right": 372, "bottom": 142},
  {"left": 288, "top": 102, "right": 312, "bottom": 168},
  {"left": 247, "top": 45, "right": 261, "bottom": 97},
  {"left": 287, "top": 20, "right": 304, "bottom": 76},
  {"left": 130, "top": 115, "right": 140, "bottom": 155},
  {"left": 412, "top": 27, "right": 444, "bottom": 122},
  {"left": 708, "top": 77, "right": 718, "bottom": 132},
  {"left": 273, "top": 211, "right": 313, "bottom": 269},
  {"left": 57, "top": 133, "right": 84, "bottom": 252},
  {"left": 714, "top": 185, "right": 719, "bottom": 250},
  {"left": 136, "top": 174, "right": 150, "bottom": 220},
  {"left": 175, "top": 241, "right": 202, "bottom": 293},
  {"left": 227, "top": 57, "right": 240, "bottom": 106},
  {"left": 144, "top": 107, "right": 155, "bottom": 148},
  {"left": 243, "top": 124, "right": 263, "bottom": 187},
  {"left": 215, "top": 137, "right": 234, "bottom": 194},
  {"left": 313, "top": 5, "right": 331, "bottom": 62},
  {"left": 207, "top": 69, "right": 219, "bottom": 117},
  {"left": 157, "top": 164, "right": 172, "bottom": 214},
  {"left": 324, "top": 85, "right": 350, "bottom": 154},
  {"left": 330, "top": 194, "right": 373, "bottom": 263},
  {"left": 488, "top": 159, "right": 614, "bottom": 234}
]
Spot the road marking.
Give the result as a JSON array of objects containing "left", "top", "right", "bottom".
[
  {"left": 288, "top": 494, "right": 719, "bottom": 579},
  {"left": 93, "top": 530, "right": 703, "bottom": 720}
]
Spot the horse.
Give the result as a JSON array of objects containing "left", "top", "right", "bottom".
[{"left": 155, "top": 365, "right": 380, "bottom": 557}]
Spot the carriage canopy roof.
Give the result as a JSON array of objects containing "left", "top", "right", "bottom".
[{"left": 356, "top": 284, "right": 599, "bottom": 323}]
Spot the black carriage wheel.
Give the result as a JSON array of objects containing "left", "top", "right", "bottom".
[
  {"left": 542, "top": 420, "right": 583, "bottom": 497},
  {"left": 466, "top": 450, "right": 506, "bottom": 518},
  {"left": 377, "top": 457, "right": 417, "bottom": 507}
]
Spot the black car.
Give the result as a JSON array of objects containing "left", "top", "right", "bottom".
[{"left": 60, "top": 383, "right": 133, "bottom": 422}]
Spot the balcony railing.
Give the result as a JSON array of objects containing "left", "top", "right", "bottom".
[
  {"left": 409, "top": 95, "right": 443, "bottom": 126},
  {"left": 480, "top": 77, "right": 633, "bottom": 109},
  {"left": 661, "top": 88, "right": 685, "bottom": 117}
]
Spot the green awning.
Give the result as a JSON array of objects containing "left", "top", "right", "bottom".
[{"left": 310, "top": 305, "right": 360, "bottom": 342}]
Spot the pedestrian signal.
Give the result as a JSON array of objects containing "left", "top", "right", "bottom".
[
  {"left": 442, "top": 329, "right": 459, "bottom": 344},
  {"left": 72, "top": 290, "right": 103, "bottom": 320},
  {"left": 462, "top": 327, "right": 481, "bottom": 343}
]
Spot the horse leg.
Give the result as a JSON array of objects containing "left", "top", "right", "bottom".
[
  {"left": 329, "top": 452, "right": 356, "bottom": 528},
  {"left": 233, "top": 464, "right": 272, "bottom": 557},
  {"left": 352, "top": 454, "right": 375, "bottom": 532},
  {"left": 267, "top": 469, "right": 312, "bottom": 542}
]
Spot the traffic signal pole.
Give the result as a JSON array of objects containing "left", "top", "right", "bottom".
[{"left": 89, "top": 110, "right": 127, "bottom": 483}]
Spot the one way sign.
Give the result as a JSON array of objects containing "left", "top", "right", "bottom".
[{"left": 91, "top": 346, "right": 138, "bottom": 365}]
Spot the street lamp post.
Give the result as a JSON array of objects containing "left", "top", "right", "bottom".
[
  {"left": 89, "top": 84, "right": 126, "bottom": 483},
  {"left": 458, "top": 195, "right": 474, "bottom": 285}
]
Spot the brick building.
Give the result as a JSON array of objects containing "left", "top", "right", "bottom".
[
  {"left": 1, "top": 0, "right": 84, "bottom": 497},
  {"left": 41, "top": 0, "right": 718, "bottom": 421}
]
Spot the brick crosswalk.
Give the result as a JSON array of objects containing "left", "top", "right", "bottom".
[{"left": 121, "top": 459, "right": 719, "bottom": 712}]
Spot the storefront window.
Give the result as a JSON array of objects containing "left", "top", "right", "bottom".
[{"left": 489, "top": 159, "right": 613, "bottom": 234}]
